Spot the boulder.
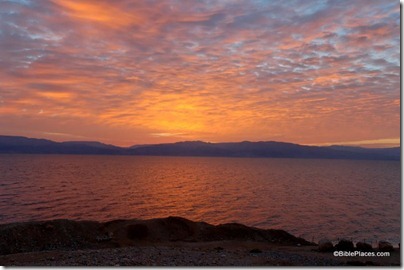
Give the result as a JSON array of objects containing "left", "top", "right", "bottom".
[
  {"left": 335, "top": 239, "right": 354, "bottom": 251},
  {"left": 318, "top": 239, "right": 334, "bottom": 252},
  {"left": 356, "top": 242, "right": 373, "bottom": 251},
  {"left": 378, "top": 241, "right": 394, "bottom": 252}
]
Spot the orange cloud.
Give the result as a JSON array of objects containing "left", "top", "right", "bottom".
[
  {"left": 50, "top": 0, "right": 141, "bottom": 27},
  {"left": 36, "top": 91, "right": 74, "bottom": 100},
  {"left": 0, "top": 0, "right": 399, "bottom": 146}
]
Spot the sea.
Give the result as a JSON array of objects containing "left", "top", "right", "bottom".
[{"left": 0, "top": 154, "right": 400, "bottom": 245}]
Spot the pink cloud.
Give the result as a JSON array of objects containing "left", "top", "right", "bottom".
[{"left": 0, "top": 0, "right": 399, "bottom": 146}]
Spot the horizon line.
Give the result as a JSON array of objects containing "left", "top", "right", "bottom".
[{"left": 0, "top": 134, "right": 400, "bottom": 149}]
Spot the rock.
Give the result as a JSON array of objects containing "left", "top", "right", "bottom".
[
  {"left": 378, "top": 241, "right": 393, "bottom": 252},
  {"left": 335, "top": 239, "right": 354, "bottom": 251},
  {"left": 318, "top": 239, "right": 334, "bottom": 252},
  {"left": 356, "top": 242, "right": 373, "bottom": 251}
]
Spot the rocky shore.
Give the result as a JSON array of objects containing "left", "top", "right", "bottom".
[{"left": 0, "top": 217, "right": 400, "bottom": 266}]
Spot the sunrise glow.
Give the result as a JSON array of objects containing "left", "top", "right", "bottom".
[{"left": 0, "top": 0, "right": 400, "bottom": 147}]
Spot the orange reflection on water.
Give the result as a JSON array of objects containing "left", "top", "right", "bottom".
[{"left": 0, "top": 155, "right": 400, "bottom": 244}]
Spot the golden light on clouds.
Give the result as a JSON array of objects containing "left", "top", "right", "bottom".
[{"left": 0, "top": 0, "right": 400, "bottom": 147}]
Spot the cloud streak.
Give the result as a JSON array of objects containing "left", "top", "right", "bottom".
[{"left": 0, "top": 0, "right": 400, "bottom": 146}]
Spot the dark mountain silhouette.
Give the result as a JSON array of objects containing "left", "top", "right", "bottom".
[
  {"left": 0, "top": 135, "right": 399, "bottom": 160},
  {"left": 127, "top": 141, "right": 230, "bottom": 156},
  {"left": 0, "top": 136, "right": 124, "bottom": 155},
  {"left": 326, "top": 145, "right": 400, "bottom": 159},
  {"left": 129, "top": 140, "right": 400, "bottom": 160}
]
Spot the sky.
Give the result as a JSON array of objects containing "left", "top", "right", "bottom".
[{"left": 0, "top": 0, "right": 400, "bottom": 147}]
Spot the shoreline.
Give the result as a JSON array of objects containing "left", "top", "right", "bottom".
[{"left": 0, "top": 217, "right": 400, "bottom": 266}]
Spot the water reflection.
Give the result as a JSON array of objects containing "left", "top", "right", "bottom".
[{"left": 0, "top": 154, "right": 400, "bottom": 244}]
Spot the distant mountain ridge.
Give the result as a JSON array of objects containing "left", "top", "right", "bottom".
[
  {"left": 0, "top": 136, "right": 125, "bottom": 155},
  {"left": 0, "top": 135, "right": 400, "bottom": 161}
]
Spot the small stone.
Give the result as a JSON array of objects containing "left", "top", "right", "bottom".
[
  {"left": 335, "top": 239, "right": 354, "bottom": 251},
  {"left": 356, "top": 242, "right": 373, "bottom": 251},
  {"left": 378, "top": 241, "right": 394, "bottom": 252}
]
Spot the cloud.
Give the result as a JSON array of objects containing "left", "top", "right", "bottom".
[
  {"left": 0, "top": 0, "right": 399, "bottom": 146},
  {"left": 151, "top": 133, "right": 186, "bottom": 138}
]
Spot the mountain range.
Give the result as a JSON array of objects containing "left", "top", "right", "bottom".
[{"left": 0, "top": 135, "right": 399, "bottom": 161}]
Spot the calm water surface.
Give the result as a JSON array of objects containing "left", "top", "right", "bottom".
[{"left": 0, "top": 154, "right": 400, "bottom": 244}]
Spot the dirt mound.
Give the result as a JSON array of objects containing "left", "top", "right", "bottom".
[
  {"left": 0, "top": 217, "right": 314, "bottom": 255},
  {"left": 0, "top": 219, "right": 110, "bottom": 255},
  {"left": 198, "top": 222, "right": 311, "bottom": 245}
]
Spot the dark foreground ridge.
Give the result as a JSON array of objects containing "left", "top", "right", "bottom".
[
  {"left": 0, "top": 135, "right": 400, "bottom": 160},
  {"left": 0, "top": 216, "right": 312, "bottom": 255},
  {"left": 0, "top": 217, "right": 400, "bottom": 266}
]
